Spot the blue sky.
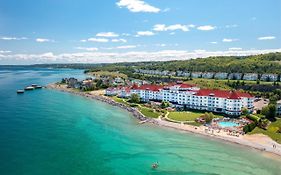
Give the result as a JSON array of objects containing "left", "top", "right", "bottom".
[{"left": 0, "top": 0, "right": 280, "bottom": 64}]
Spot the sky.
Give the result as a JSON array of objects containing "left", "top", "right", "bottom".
[{"left": 0, "top": 0, "right": 280, "bottom": 64}]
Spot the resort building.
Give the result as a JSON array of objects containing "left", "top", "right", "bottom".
[
  {"left": 191, "top": 72, "right": 203, "bottom": 78},
  {"left": 228, "top": 73, "right": 242, "bottom": 80},
  {"left": 243, "top": 73, "right": 258, "bottom": 81},
  {"left": 202, "top": 72, "right": 215, "bottom": 79},
  {"left": 214, "top": 72, "right": 228, "bottom": 79},
  {"left": 260, "top": 74, "right": 278, "bottom": 82},
  {"left": 107, "top": 82, "right": 254, "bottom": 116}
]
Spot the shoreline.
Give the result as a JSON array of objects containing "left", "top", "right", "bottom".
[{"left": 47, "top": 83, "right": 281, "bottom": 158}]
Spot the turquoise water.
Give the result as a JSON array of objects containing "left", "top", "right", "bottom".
[
  {"left": 218, "top": 121, "right": 239, "bottom": 128},
  {"left": 0, "top": 66, "right": 280, "bottom": 175}
]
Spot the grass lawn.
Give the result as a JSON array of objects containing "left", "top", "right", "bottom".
[
  {"left": 249, "top": 119, "right": 281, "bottom": 144},
  {"left": 89, "top": 71, "right": 128, "bottom": 79},
  {"left": 168, "top": 111, "right": 203, "bottom": 121},
  {"left": 112, "top": 96, "right": 129, "bottom": 105},
  {"left": 139, "top": 106, "right": 161, "bottom": 118},
  {"left": 168, "top": 111, "right": 223, "bottom": 122}
]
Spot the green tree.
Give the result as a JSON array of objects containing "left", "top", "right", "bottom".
[
  {"left": 130, "top": 93, "right": 140, "bottom": 103},
  {"left": 161, "top": 101, "right": 170, "bottom": 109},
  {"left": 241, "top": 107, "right": 249, "bottom": 116},
  {"left": 261, "top": 104, "right": 276, "bottom": 121}
]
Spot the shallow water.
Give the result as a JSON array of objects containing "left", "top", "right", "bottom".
[{"left": 0, "top": 67, "right": 280, "bottom": 175}]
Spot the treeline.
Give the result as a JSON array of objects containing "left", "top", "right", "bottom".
[
  {"left": 139, "top": 52, "right": 281, "bottom": 74},
  {"left": 31, "top": 52, "right": 281, "bottom": 74}
]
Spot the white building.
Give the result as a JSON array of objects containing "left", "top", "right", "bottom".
[
  {"left": 214, "top": 72, "right": 228, "bottom": 79},
  {"left": 228, "top": 73, "right": 242, "bottom": 80},
  {"left": 191, "top": 72, "right": 202, "bottom": 78},
  {"left": 128, "top": 83, "right": 254, "bottom": 116},
  {"left": 260, "top": 74, "right": 278, "bottom": 82},
  {"left": 243, "top": 73, "right": 258, "bottom": 81},
  {"left": 202, "top": 72, "right": 215, "bottom": 79}
]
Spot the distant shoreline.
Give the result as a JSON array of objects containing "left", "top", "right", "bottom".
[{"left": 47, "top": 83, "right": 281, "bottom": 158}]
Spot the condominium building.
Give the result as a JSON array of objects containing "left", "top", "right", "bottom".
[{"left": 107, "top": 82, "right": 254, "bottom": 116}]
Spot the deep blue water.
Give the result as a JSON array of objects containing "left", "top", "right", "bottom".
[{"left": 0, "top": 67, "right": 280, "bottom": 175}]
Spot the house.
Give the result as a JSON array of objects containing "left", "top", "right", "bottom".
[
  {"left": 214, "top": 72, "right": 228, "bottom": 79},
  {"left": 105, "top": 87, "right": 121, "bottom": 96},
  {"left": 260, "top": 74, "right": 278, "bottom": 82},
  {"left": 191, "top": 72, "right": 202, "bottom": 78},
  {"left": 243, "top": 73, "right": 258, "bottom": 81},
  {"left": 277, "top": 100, "right": 281, "bottom": 116},
  {"left": 228, "top": 73, "right": 242, "bottom": 80},
  {"left": 202, "top": 72, "right": 215, "bottom": 79}
]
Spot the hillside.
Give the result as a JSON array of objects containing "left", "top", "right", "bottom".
[{"left": 30, "top": 52, "right": 281, "bottom": 74}]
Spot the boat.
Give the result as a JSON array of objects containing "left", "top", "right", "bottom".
[
  {"left": 138, "top": 120, "right": 147, "bottom": 124},
  {"left": 151, "top": 162, "right": 159, "bottom": 169},
  {"left": 17, "top": 90, "right": 24, "bottom": 94},
  {"left": 31, "top": 84, "right": 38, "bottom": 87},
  {"left": 35, "top": 85, "right": 42, "bottom": 89},
  {"left": 24, "top": 86, "right": 35, "bottom": 90}
]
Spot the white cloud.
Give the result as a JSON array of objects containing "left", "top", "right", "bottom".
[
  {"left": 0, "top": 50, "right": 11, "bottom": 53},
  {"left": 229, "top": 47, "right": 242, "bottom": 51},
  {"left": 197, "top": 25, "right": 216, "bottom": 31},
  {"left": 222, "top": 38, "right": 238, "bottom": 42},
  {"left": 0, "top": 37, "right": 27, "bottom": 40},
  {"left": 1, "top": 48, "right": 281, "bottom": 64},
  {"left": 155, "top": 44, "right": 166, "bottom": 47},
  {"left": 96, "top": 32, "right": 119, "bottom": 37},
  {"left": 122, "top": 33, "right": 131, "bottom": 36},
  {"left": 116, "top": 0, "right": 160, "bottom": 13},
  {"left": 137, "top": 31, "right": 155, "bottom": 36},
  {"left": 116, "top": 45, "right": 137, "bottom": 49},
  {"left": 88, "top": 38, "right": 109, "bottom": 42},
  {"left": 75, "top": 47, "right": 98, "bottom": 51},
  {"left": 210, "top": 41, "right": 217, "bottom": 44},
  {"left": 194, "top": 49, "right": 206, "bottom": 53},
  {"left": 153, "top": 24, "right": 194, "bottom": 32},
  {"left": 36, "top": 38, "right": 53, "bottom": 43},
  {"left": 162, "top": 8, "right": 170, "bottom": 12},
  {"left": 225, "top": 24, "right": 238, "bottom": 28},
  {"left": 111, "top": 38, "right": 127, "bottom": 43},
  {"left": 258, "top": 36, "right": 276, "bottom": 40}
]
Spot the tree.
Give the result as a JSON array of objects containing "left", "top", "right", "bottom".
[
  {"left": 241, "top": 107, "right": 249, "bottom": 116},
  {"left": 130, "top": 93, "right": 140, "bottom": 103},
  {"left": 161, "top": 101, "right": 170, "bottom": 109},
  {"left": 261, "top": 104, "right": 276, "bottom": 121}
]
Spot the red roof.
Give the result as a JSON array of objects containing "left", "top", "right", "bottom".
[
  {"left": 179, "top": 83, "right": 195, "bottom": 88},
  {"left": 131, "top": 84, "right": 164, "bottom": 91},
  {"left": 196, "top": 89, "right": 252, "bottom": 99}
]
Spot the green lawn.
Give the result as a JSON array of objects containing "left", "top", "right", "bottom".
[
  {"left": 139, "top": 106, "right": 161, "bottom": 118},
  {"left": 168, "top": 111, "right": 203, "bottom": 121},
  {"left": 168, "top": 111, "right": 223, "bottom": 121},
  {"left": 112, "top": 96, "right": 129, "bottom": 105},
  {"left": 249, "top": 119, "right": 281, "bottom": 144}
]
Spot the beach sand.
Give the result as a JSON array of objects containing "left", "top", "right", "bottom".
[{"left": 47, "top": 83, "right": 281, "bottom": 158}]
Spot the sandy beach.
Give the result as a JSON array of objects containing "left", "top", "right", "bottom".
[{"left": 47, "top": 83, "right": 281, "bottom": 158}]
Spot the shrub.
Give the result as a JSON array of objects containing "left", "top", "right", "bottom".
[
  {"left": 243, "top": 122, "right": 256, "bottom": 133},
  {"left": 246, "top": 114, "right": 260, "bottom": 123}
]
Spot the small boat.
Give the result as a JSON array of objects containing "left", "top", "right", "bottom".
[
  {"left": 17, "top": 90, "right": 24, "bottom": 94},
  {"left": 138, "top": 120, "right": 147, "bottom": 124},
  {"left": 31, "top": 84, "right": 38, "bottom": 87},
  {"left": 151, "top": 162, "right": 159, "bottom": 169},
  {"left": 25, "top": 86, "right": 35, "bottom": 90},
  {"left": 35, "top": 85, "right": 42, "bottom": 89}
]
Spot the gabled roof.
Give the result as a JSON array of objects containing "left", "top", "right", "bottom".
[
  {"left": 196, "top": 89, "right": 253, "bottom": 99},
  {"left": 131, "top": 84, "right": 164, "bottom": 92}
]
